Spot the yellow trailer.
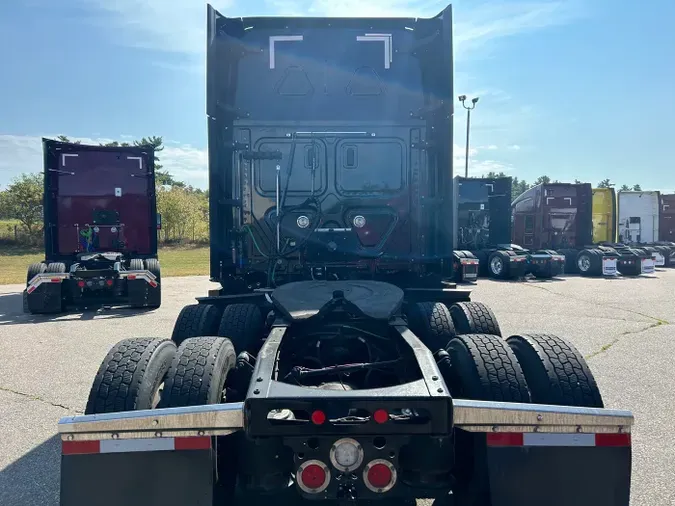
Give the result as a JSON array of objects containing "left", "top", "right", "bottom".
[{"left": 592, "top": 187, "right": 617, "bottom": 243}]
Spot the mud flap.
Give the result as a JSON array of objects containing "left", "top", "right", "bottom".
[
  {"left": 641, "top": 257, "right": 655, "bottom": 275},
  {"left": 485, "top": 435, "right": 631, "bottom": 506},
  {"left": 26, "top": 282, "right": 63, "bottom": 313},
  {"left": 460, "top": 259, "right": 479, "bottom": 282},
  {"left": 127, "top": 276, "right": 159, "bottom": 307},
  {"left": 60, "top": 438, "right": 214, "bottom": 506}
]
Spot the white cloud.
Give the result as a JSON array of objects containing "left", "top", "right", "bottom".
[
  {"left": 453, "top": 1, "right": 583, "bottom": 55},
  {"left": 0, "top": 134, "right": 208, "bottom": 190},
  {"left": 452, "top": 143, "right": 513, "bottom": 177},
  {"left": 507, "top": 144, "right": 521, "bottom": 151}
]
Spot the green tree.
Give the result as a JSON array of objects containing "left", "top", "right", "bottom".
[
  {"left": 1, "top": 173, "right": 44, "bottom": 236},
  {"left": 56, "top": 135, "right": 80, "bottom": 144},
  {"left": 574, "top": 179, "right": 583, "bottom": 184},
  {"left": 512, "top": 177, "right": 530, "bottom": 200},
  {"left": 597, "top": 179, "right": 612, "bottom": 188},
  {"left": 533, "top": 175, "right": 551, "bottom": 185},
  {"left": 619, "top": 184, "right": 631, "bottom": 191},
  {"left": 632, "top": 184, "right": 642, "bottom": 191}
]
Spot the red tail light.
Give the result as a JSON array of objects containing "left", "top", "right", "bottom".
[
  {"left": 106, "top": 279, "right": 114, "bottom": 286},
  {"left": 363, "top": 459, "right": 396, "bottom": 493},
  {"left": 311, "top": 410, "right": 326, "bottom": 425},
  {"left": 297, "top": 460, "right": 330, "bottom": 494},
  {"left": 373, "top": 409, "right": 388, "bottom": 424},
  {"left": 77, "top": 281, "right": 85, "bottom": 288}
]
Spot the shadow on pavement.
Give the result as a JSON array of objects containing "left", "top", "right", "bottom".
[
  {"left": 0, "top": 435, "right": 60, "bottom": 506},
  {"left": 0, "top": 292, "right": 156, "bottom": 325}
]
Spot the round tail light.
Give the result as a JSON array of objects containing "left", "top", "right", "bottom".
[
  {"left": 329, "top": 438, "right": 364, "bottom": 472},
  {"left": 363, "top": 459, "right": 396, "bottom": 493},
  {"left": 297, "top": 460, "right": 330, "bottom": 494},
  {"left": 106, "top": 279, "right": 114, "bottom": 286},
  {"left": 311, "top": 410, "right": 326, "bottom": 425},
  {"left": 373, "top": 409, "right": 388, "bottom": 424},
  {"left": 77, "top": 281, "right": 85, "bottom": 288}
]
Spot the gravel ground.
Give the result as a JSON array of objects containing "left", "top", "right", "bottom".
[{"left": 0, "top": 271, "right": 673, "bottom": 505}]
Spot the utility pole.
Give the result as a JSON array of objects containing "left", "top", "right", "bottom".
[{"left": 458, "top": 95, "right": 479, "bottom": 178}]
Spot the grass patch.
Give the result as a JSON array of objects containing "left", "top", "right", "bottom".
[{"left": 0, "top": 245, "right": 210, "bottom": 285}]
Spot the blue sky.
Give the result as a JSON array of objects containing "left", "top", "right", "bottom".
[{"left": 0, "top": 0, "right": 673, "bottom": 191}]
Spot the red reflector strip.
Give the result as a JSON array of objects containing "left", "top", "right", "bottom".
[
  {"left": 127, "top": 275, "right": 136, "bottom": 280},
  {"left": 51, "top": 278, "right": 62, "bottom": 283},
  {"left": 486, "top": 432, "right": 631, "bottom": 448},
  {"left": 62, "top": 440, "right": 101, "bottom": 455},
  {"left": 174, "top": 436, "right": 211, "bottom": 451},
  {"left": 26, "top": 286, "right": 36, "bottom": 294},
  {"left": 148, "top": 280, "right": 158, "bottom": 288},
  {"left": 486, "top": 433, "right": 523, "bottom": 447},
  {"left": 61, "top": 436, "right": 211, "bottom": 455},
  {"left": 595, "top": 433, "right": 631, "bottom": 447}
]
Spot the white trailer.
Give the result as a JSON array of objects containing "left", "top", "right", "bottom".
[{"left": 618, "top": 190, "right": 660, "bottom": 244}]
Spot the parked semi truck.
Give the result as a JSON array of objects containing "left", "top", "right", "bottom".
[
  {"left": 59, "top": 5, "right": 633, "bottom": 506},
  {"left": 618, "top": 190, "right": 674, "bottom": 267},
  {"left": 24, "top": 139, "right": 162, "bottom": 314},
  {"left": 512, "top": 182, "right": 652, "bottom": 276},
  {"left": 659, "top": 193, "right": 675, "bottom": 251},
  {"left": 452, "top": 176, "right": 563, "bottom": 281}
]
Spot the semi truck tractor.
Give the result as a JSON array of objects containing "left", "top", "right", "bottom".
[
  {"left": 512, "top": 182, "right": 651, "bottom": 276},
  {"left": 658, "top": 194, "right": 675, "bottom": 260},
  {"left": 24, "top": 139, "right": 162, "bottom": 314},
  {"left": 58, "top": 5, "right": 633, "bottom": 506},
  {"left": 452, "top": 176, "right": 563, "bottom": 280},
  {"left": 618, "top": 190, "right": 674, "bottom": 267}
]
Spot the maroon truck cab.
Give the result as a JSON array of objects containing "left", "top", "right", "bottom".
[
  {"left": 512, "top": 183, "right": 593, "bottom": 251},
  {"left": 660, "top": 194, "right": 675, "bottom": 242},
  {"left": 23, "top": 139, "right": 162, "bottom": 314},
  {"left": 43, "top": 140, "right": 158, "bottom": 260}
]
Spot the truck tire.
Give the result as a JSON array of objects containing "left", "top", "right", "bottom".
[
  {"left": 405, "top": 302, "right": 456, "bottom": 353},
  {"left": 506, "top": 333, "right": 603, "bottom": 407},
  {"left": 159, "top": 336, "right": 237, "bottom": 407},
  {"left": 46, "top": 262, "right": 66, "bottom": 273},
  {"left": 171, "top": 303, "right": 221, "bottom": 346},
  {"left": 26, "top": 262, "right": 46, "bottom": 285},
  {"left": 487, "top": 251, "right": 509, "bottom": 279},
  {"left": 129, "top": 258, "right": 144, "bottom": 271},
  {"left": 144, "top": 258, "right": 161, "bottom": 308},
  {"left": 576, "top": 249, "right": 601, "bottom": 276},
  {"left": 444, "top": 333, "right": 530, "bottom": 402},
  {"left": 217, "top": 303, "right": 264, "bottom": 354},
  {"left": 448, "top": 302, "right": 501, "bottom": 337},
  {"left": 84, "top": 338, "right": 177, "bottom": 414},
  {"left": 437, "top": 334, "right": 531, "bottom": 506}
]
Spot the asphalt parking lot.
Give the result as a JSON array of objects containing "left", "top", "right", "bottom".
[{"left": 0, "top": 272, "right": 673, "bottom": 506}]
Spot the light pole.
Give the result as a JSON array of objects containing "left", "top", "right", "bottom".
[{"left": 458, "top": 95, "right": 479, "bottom": 178}]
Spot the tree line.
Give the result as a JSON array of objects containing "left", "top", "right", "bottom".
[{"left": 0, "top": 135, "right": 209, "bottom": 247}]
